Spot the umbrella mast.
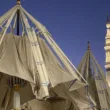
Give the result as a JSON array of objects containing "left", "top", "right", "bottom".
[
  {"left": 16, "top": 0, "right": 20, "bottom": 35},
  {"left": 13, "top": 1, "right": 21, "bottom": 110}
]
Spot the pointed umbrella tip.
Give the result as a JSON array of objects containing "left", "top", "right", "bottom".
[
  {"left": 87, "top": 41, "right": 90, "bottom": 50},
  {"left": 17, "top": 0, "right": 21, "bottom": 5}
]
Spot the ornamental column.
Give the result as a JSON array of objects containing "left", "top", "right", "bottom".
[{"left": 104, "top": 14, "right": 110, "bottom": 86}]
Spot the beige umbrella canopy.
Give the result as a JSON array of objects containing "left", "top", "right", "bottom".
[
  {"left": 0, "top": 0, "right": 88, "bottom": 109},
  {"left": 77, "top": 42, "right": 110, "bottom": 110}
]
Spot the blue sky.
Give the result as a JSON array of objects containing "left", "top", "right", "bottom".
[{"left": 0, "top": 0, "right": 110, "bottom": 71}]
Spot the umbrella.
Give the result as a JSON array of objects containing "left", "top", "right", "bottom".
[{"left": 0, "top": 0, "right": 88, "bottom": 109}]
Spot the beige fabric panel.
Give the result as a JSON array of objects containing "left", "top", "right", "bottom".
[
  {"left": 53, "top": 84, "right": 94, "bottom": 110},
  {"left": 38, "top": 37, "right": 76, "bottom": 86},
  {"left": 94, "top": 79, "right": 109, "bottom": 109},
  {"left": 26, "top": 100, "right": 52, "bottom": 110},
  {"left": 21, "top": 99, "right": 97, "bottom": 110},
  {"left": 21, "top": 100, "right": 69, "bottom": 110},
  {"left": 21, "top": 100, "right": 53, "bottom": 110},
  {"left": 0, "top": 34, "right": 34, "bottom": 82}
]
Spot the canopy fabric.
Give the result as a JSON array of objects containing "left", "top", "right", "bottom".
[
  {"left": 20, "top": 100, "right": 83, "bottom": 110},
  {"left": 53, "top": 84, "right": 96, "bottom": 110},
  {"left": 0, "top": 34, "right": 35, "bottom": 83}
]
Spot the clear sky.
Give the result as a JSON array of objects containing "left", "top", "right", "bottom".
[{"left": 0, "top": 0, "right": 109, "bottom": 71}]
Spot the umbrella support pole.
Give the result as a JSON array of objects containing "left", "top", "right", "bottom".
[{"left": 13, "top": 85, "right": 21, "bottom": 110}]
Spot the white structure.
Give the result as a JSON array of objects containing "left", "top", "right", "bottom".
[{"left": 104, "top": 14, "right": 110, "bottom": 86}]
